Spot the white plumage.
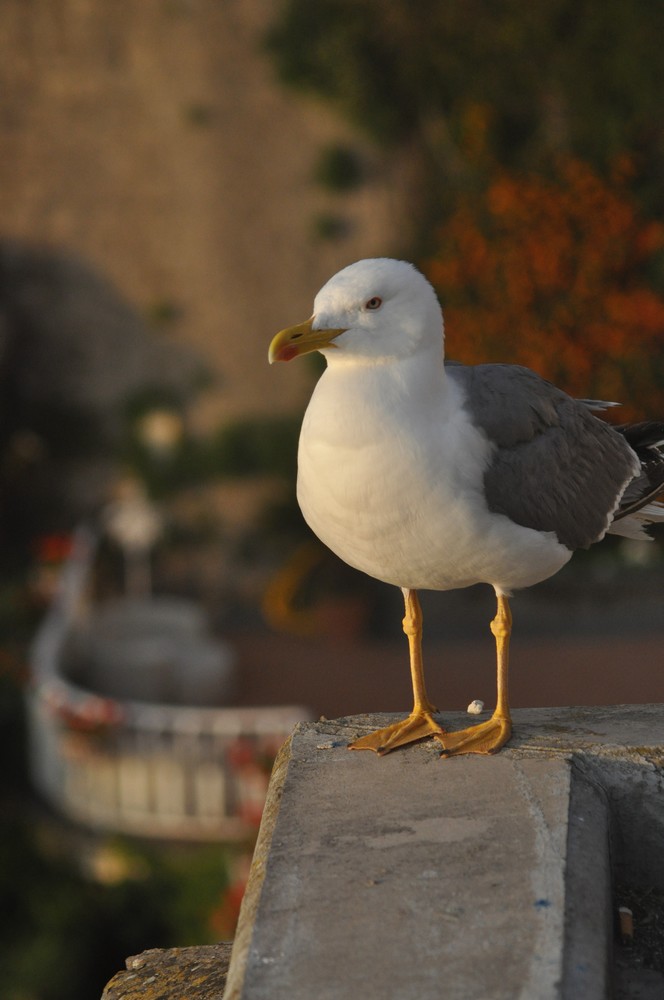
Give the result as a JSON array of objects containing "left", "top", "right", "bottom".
[
  {"left": 297, "top": 332, "right": 572, "bottom": 595},
  {"left": 269, "top": 258, "right": 664, "bottom": 756}
]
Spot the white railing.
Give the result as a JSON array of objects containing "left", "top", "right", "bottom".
[{"left": 27, "top": 526, "right": 310, "bottom": 840}]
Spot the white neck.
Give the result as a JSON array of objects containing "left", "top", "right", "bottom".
[{"left": 307, "top": 344, "right": 450, "bottom": 448}]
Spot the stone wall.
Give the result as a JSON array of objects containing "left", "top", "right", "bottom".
[{"left": 0, "top": 0, "right": 414, "bottom": 430}]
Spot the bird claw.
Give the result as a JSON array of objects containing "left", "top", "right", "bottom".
[
  {"left": 436, "top": 713, "right": 512, "bottom": 757},
  {"left": 348, "top": 708, "right": 445, "bottom": 756}
]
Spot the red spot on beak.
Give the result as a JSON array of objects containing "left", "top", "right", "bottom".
[{"left": 276, "top": 344, "right": 299, "bottom": 362}]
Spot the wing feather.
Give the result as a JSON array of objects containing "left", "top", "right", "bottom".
[{"left": 445, "top": 362, "right": 639, "bottom": 550}]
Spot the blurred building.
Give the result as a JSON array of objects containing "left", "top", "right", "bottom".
[{"left": 0, "top": 0, "right": 412, "bottom": 434}]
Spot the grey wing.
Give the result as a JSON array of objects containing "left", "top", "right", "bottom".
[{"left": 445, "top": 362, "right": 639, "bottom": 550}]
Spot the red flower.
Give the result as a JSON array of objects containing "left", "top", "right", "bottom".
[{"left": 34, "top": 534, "right": 73, "bottom": 564}]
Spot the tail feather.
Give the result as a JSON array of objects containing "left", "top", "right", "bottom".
[
  {"left": 610, "top": 421, "right": 664, "bottom": 537},
  {"left": 610, "top": 501, "right": 664, "bottom": 540}
]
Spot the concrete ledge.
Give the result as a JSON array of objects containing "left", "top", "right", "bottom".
[{"left": 224, "top": 705, "right": 664, "bottom": 1000}]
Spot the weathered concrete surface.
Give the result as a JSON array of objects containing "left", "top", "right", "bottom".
[
  {"left": 224, "top": 705, "right": 664, "bottom": 1000},
  {"left": 102, "top": 944, "right": 232, "bottom": 1000}
]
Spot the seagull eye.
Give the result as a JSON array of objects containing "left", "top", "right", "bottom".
[{"left": 365, "top": 296, "right": 382, "bottom": 310}]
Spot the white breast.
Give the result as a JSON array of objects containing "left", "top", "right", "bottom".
[{"left": 297, "top": 358, "right": 571, "bottom": 594}]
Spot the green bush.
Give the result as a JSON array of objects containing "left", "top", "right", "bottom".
[{"left": 313, "top": 145, "right": 364, "bottom": 191}]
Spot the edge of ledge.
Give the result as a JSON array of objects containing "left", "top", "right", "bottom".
[{"left": 222, "top": 731, "right": 296, "bottom": 1000}]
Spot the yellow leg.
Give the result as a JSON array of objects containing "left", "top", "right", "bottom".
[
  {"left": 437, "top": 593, "right": 513, "bottom": 757},
  {"left": 349, "top": 589, "right": 445, "bottom": 755}
]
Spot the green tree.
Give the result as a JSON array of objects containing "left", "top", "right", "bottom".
[{"left": 267, "top": 0, "right": 664, "bottom": 213}]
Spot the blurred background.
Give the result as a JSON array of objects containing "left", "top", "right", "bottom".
[{"left": 1, "top": 2, "right": 663, "bottom": 998}]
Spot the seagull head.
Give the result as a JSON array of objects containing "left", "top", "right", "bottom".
[{"left": 269, "top": 258, "right": 444, "bottom": 365}]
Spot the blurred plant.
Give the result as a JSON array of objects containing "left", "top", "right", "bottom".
[
  {"left": 425, "top": 157, "right": 664, "bottom": 418},
  {"left": 121, "top": 383, "right": 302, "bottom": 502},
  {"left": 29, "top": 532, "right": 75, "bottom": 603},
  {"left": 146, "top": 299, "right": 184, "bottom": 327},
  {"left": 183, "top": 102, "right": 215, "bottom": 127},
  {"left": 311, "top": 212, "right": 352, "bottom": 242},
  {"left": 209, "top": 875, "right": 248, "bottom": 940},
  {"left": 313, "top": 144, "right": 364, "bottom": 191},
  {"left": 211, "top": 415, "right": 300, "bottom": 481},
  {"left": 268, "top": 0, "right": 664, "bottom": 217},
  {"left": 0, "top": 821, "right": 239, "bottom": 1000}
]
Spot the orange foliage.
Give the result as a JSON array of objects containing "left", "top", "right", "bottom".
[{"left": 425, "top": 159, "right": 664, "bottom": 418}]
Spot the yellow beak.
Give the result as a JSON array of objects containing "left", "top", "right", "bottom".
[{"left": 268, "top": 317, "right": 347, "bottom": 363}]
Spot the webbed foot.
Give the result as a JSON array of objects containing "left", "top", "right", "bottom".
[{"left": 349, "top": 708, "right": 445, "bottom": 756}]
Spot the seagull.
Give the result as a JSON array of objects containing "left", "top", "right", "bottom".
[{"left": 268, "top": 258, "right": 664, "bottom": 756}]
